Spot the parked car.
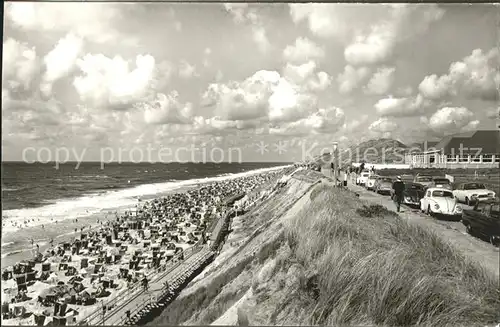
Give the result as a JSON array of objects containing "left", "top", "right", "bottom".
[
  {"left": 374, "top": 177, "right": 393, "bottom": 195},
  {"left": 427, "top": 177, "right": 453, "bottom": 190},
  {"left": 461, "top": 199, "right": 500, "bottom": 246},
  {"left": 356, "top": 171, "right": 370, "bottom": 186},
  {"left": 453, "top": 182, "right": 496, "bottom": 206},
  {"left": 366, "top": 175, "right": 380, "bottom": 191},
  {"left": 413, "top": 174, "right": 434, "bottom": 188},
  {"left": 420, "top": 188, "right": 462, "bottom": 219},
  {"left": 401, "top": 182, "right": 425, "bottom": 207}
]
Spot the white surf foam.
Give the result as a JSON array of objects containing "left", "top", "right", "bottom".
[{"left": 2, "top": 165, "right": 290, "bottom": 234}]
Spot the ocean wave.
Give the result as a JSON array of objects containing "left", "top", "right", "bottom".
[
  {"left": 1, "top": 249, "right": 25, "bottom": 259},
  {"left": 2, "top": 165, "right": 291, "bottom": 233},
  {"left": 69, "top": 175, "right": 110, "bottom": 179},
  {"left": 2, "top": 186, "right": 27, "bottom": 192}
]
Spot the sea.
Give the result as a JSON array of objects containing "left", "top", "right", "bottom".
[{"left": 1, "top": 162, "right": 290, "bottom": 267}]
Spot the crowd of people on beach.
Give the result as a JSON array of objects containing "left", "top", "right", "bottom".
[{"left": 1, "top": 170, "right": 282, "bottom": 325}]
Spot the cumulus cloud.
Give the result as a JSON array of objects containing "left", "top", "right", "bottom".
[
  {"left": 283, "top": 37, "right": 325, "bottom": 64},
  {"left": 252, "top": 25, "right": 271, "bottom": 53},
  {"left": 419, "top": 48, "right": 500, "bottom": 102},
  {"left": 291, "top": 4, "right": 444, "bottom": 66},
  {"left": 289, "top": 4, "right": 381, "bottom": 40},
  {"left": 73, "top": 54, "right": 157, "bottom": 110},
  {"left": 306, "top": 71, "right": 332, "bottom": 92},
  {"left": 343, "top": 115, "right": 370, "bottom": 132},
  {"left": 178, "top": 60, "right": 198, "bottom": 79},
  {"left": 269, "top": 106, "right": 345, "bottom": 136},
  {"left": 486, "top": 107, "right": 499, "bottom": 119},
  {"left": 202, "top": 70, "right": 318, "bottom": 124},
  {"left": 2, "top": 38, "right": 39, "bottom": 92},
  {"left": 5, "top": 2, "right": 132, "bottom": 44},
  {"left": 41, "top": 33, "right": 84, "bottom": 96},
  {"left": 143, "top": 92, "right": 193, "bottom": 125},
  {"left": 428, "top": 107, "right": 480, "bottom": 134},
  {"left": 369, "top": 117, "right": 398, "bottom": 134},
  {"left": 364, "top": 67, "right": 395, "bottom": 95},
  {"left": 418, "top": 74, "right": 453, "bottom": 100},
  {"left": 223, "top": 4, "right": 270, "bottom": 53},
  {"left": 344, "top": 5, "right": 444, "bottom": 66},
  {"left": 374, "top": 94, "right": 429, "bottom": 117},
  {"left": 224, "top": 3, "right": 249, "bottom": 23},
  {"left": 284, "top": 61, "right": 317, "bottom": 84},
  {"left": 337, "top": 65, "right": 371, "bottom": 94}
]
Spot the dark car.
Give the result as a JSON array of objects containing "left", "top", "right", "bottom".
[
  {"left": 427, "top": 178, "right": 453, "bottom": 190},
  {"left": 413, "top": 175, "right": 434, "bottom": 188},
  {"left": 374, "top": 177, "right": 393, "bottom": 195},
  {"left": 401, "top": 182, "right": 426, "bottom": 207},
  {"left": 461, "top": 199, "right": 500, "bottom": 246}
]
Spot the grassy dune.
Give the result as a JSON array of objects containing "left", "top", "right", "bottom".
[
  {"left": 150, "top": 175, "right": 500, "bottom": 326},
  {"left": 278, "top": 184, "right": 500, "bottom": 326}
]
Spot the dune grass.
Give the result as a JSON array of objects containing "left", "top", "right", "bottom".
[
  {"left": 149, "top": 176, "right": 499, "bottom": 326},
  {"left": 282, "top": 183, "right": 500, "bottom": 326}
]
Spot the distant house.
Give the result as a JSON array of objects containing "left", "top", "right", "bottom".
[{"left": 406, "top": 130, "right": 500, "bottom": 168}]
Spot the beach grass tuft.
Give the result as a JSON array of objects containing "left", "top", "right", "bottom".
[{"left": 282, "top": 183, "right": 500, "bottom": 326}]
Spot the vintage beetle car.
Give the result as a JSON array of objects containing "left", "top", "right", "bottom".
[{"left": 420, "top": 188, "right": 462, "bottom": 219}]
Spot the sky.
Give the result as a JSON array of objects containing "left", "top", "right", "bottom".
[{"left": 2, "top": 2, "right": 499, "bottom": 163}]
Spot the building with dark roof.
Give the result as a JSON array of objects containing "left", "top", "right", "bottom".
[
  {"left": 405, "top": 130, "right": 499, "bottom": 169},
  {"left": 432, "top": 130, "right": 499, "bottom": 155}
]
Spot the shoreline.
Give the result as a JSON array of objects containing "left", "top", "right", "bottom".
[
  {"left": 1, "top": 167, "right": 289, "bottom": 326},
  {"left": 1, "top": 165, "right": 291, "bottom": 269}
]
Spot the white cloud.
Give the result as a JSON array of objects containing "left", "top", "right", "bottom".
[
  {"left": 307, "top": 71, "right": 332, "bottom": 92},
  {"left": 223, "top": 4, "right": 270, "bottom": 53},
  {"left": 369, "top": 117, "right": 398, "bottom": 133},
  {"left": 223, "top": 3, "right": 249, "bottom": 24},
  {"left": 283, "top": 37, "right": 325, "bottom": 64},
  {"left": 268, "top": 77, "right": 317, "bottom": 123},
  {"left": 143, "top": 92, "right": 193, "bottom": 125},
  {"left": 428, "top": 107, "right": 480, "bottom": 134},
  {"left": 345, "top": 5, "right": 444, "bottom": 66},
  {"left": 486, "top": 107, "right": 499, "bottom": 119},
  {"left": 418, "top": 74, "right": 452, "bottom": 100},
  {"left": 5, "top": 2, "right": 131, "bottom": 44},
  {"left": 270, "top": 106, "right": 345, "bottom": 136},
  {"left": 419, "top": 48, "right": 500, "bottom": 101},
  {"left": 2, "top": 38, "right": 39, "bottom": 92},
  {"left": 364, "top": 67, "right": 395, "bottom": 95},
  {"left": 291, "top": 4, "right": 444, "bottom": 65},
  {"left": 41, "top": 33, "right": 84, "bottom": 96},
  {"left": 343, "top": 115, "right": 369, "bottom": 132},
  {"left": 374, "top": 94, "right": 429, "bottom": 117},
  {"left": 284, "top": 61, "right": 317, "bottom": 84},
  {"left": 344, "top": 24, "right": 395, "bottom": 66},
  {"left": 289, "top": 4, "right": 364, "bottom": 40},
  {"left": 337, "top": 65, "right": 371, "bottom": 94},
  {"left": 73, "top": 54, "right": 157, "bottom": 110},
  {"left": 202, "top": 70, "right": 318, "bottom": 124},
  {"left": 178, "top": 61, "right": 197, "bottom": 79}
]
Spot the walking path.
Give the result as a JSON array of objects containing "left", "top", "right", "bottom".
[
  {"left": 102, "top": 247, "right": 213, "bottom": 325},
  {"left": 348, "top": 183, "right": 499, "bottom": 277}
]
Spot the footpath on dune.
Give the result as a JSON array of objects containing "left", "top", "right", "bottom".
[{"left": 149, "top": 170, "right": 500, "bottom": 327}]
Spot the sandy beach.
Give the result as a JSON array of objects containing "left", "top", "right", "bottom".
[{"left": 1, "top": 167, "right": 289, "bottom": 326}]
